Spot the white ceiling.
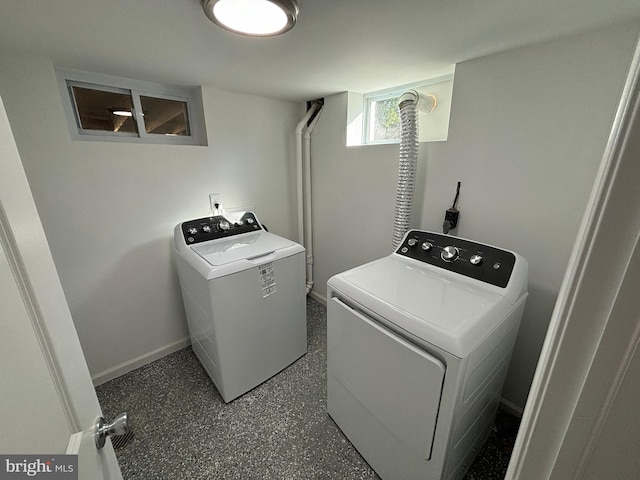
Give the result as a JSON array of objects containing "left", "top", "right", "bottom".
[{"left": 0, "top": 0, "right": 639, "bottom": 102}]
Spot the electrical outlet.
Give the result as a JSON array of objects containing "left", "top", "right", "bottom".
[
  {"left": 445, "top": 208, "right": 459, "bottom": 229},
  {"left": 209, "top": 193, "right": 221, "bottom": 214}
]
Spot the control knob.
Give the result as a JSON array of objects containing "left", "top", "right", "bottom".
[
  {"left": 407, "top": 238, "right": 418, "bottom": 247},
  {"left": 246, "top": 218, "right": 255, "bottom": 225},
  {"left": 219, "top": 220, "right": 230, "bottom": 231},
  {"left": 441, "top": 245, "right": 459, "bottom": 262},
  {"left": 422, "top": 242, "right": 433, "bottom": 252},
  {"left": 202, "top": 225, "right": 212, "bottom": 233},
  {"left": 187, "top": 227, "right": 198, "bottom": 235}
]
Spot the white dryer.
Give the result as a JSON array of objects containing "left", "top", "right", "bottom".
[
  {"left": 327, "top": 230, "right": 528, "bottom": 480},
  {"left": 174, "top": 211, "right": 306, "bottom": 403}
]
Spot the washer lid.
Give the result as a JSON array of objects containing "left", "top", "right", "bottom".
[
  {"left": 329, "top": 255, "right": 512, "bottom": 357},
  {"left": 191, "top": 231, "right": 295, "bottom": 266}
]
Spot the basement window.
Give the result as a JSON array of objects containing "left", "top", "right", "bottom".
[
  {"left": 57, "top": 69, "right": 207, "bottom": 145},
  {"left": 347, "top": 71, "right": 455, "bottom": 146}
]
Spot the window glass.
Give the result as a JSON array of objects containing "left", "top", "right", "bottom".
[
  {"left": 71, "top": 86, "right": 138, "bottom": 134},
  {"left": 140, "top": 96, "right": 190, "bottom": 136},
  {"left": 368, "top": 96, "right": 401, "bottom": 142}
]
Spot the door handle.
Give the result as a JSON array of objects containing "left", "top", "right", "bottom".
[
  {"left": 246, "top": 250, "right": 277, "bottom": 263},
  {"left": 95, "top": 412, "right": 129, "bottom": 449}
]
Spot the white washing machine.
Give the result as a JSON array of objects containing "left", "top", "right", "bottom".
[
  {"left": 174, "top": 211, "right": 306, "bottom": 403},
  {"left": 327, "top": 230, "right": 528, "bottom": 480}
]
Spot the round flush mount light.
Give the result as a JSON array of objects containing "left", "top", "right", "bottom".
[{"left": 201, "top": 0, "right": 299, "bottom": 37}]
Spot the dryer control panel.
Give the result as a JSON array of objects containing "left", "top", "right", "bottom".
[
  {"left": 396, "top": 230, "right": 516, "bottom": 288},
  {"left": 180, "top": 212, "right": 262, "bottom": 245}
]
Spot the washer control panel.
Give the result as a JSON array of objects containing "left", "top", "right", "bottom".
[
  {"left": 181, "top": 212, "right": 262, "bottom": 245},
  {"left": 396, "top": 230, "right": 516, "bottom": 288}
]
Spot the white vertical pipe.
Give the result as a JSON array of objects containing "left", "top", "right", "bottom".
[
  {"left": 303, "top": 104, "right": 323, "bottom": 293},
  {"left": 295, "top": 104, "right": 319, "bottom": 247}
]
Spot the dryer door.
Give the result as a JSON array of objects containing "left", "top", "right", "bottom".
[{"left": 327, "top": 297, "right": 445, "bottom": 461}]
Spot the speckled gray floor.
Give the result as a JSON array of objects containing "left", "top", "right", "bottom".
[{"left": 96, "top": 297, "right": 518, "bottom": 480}]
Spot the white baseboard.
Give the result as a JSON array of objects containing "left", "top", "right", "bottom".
[
  {"left": 308, "top": 289, "right": 327, "bottom": 306},
  {"left": 499, "top": 397, "right": 524, "bottom": 417},
  {"left": 92, "top": 336, "right": 191, "bottom": 387}
]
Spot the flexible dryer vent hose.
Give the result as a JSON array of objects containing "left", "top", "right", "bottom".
[{"left": 392, "top": 90, "right": 420, "bottom": 250}]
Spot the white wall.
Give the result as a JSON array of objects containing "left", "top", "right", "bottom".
[
  {"left": 0, "top": 53, "right": 301, "bottom": 382},
  {"left": 312, "top": 95, "right": 403, "bottom": 284},
  {"left": 310, "top": 22, "right": 639, "bottom": 410}
]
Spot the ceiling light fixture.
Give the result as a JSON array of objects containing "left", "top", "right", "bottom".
[
  {"left": 201, "top": 0, "right": 299, "bottom": 37},
  {"left": 112, "top": 110, "right": 133, "bottom": 117}
]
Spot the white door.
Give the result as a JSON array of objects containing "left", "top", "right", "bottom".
[
  {"left": 0, "top": 96, "right": 122, "bottom": 479},
  {"left": 327, "top": 297, "right": 445, "bottom": 459}
]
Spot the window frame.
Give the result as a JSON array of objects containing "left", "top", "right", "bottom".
[
  {"left": 57, "top": 68, "right": 207, "bottom": 146},
  {"left": 355, "top": 73, "right": 455, "bottom": 146},
  {"left": 67, "top": 81, "right": 140, "bottom": 139}
]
